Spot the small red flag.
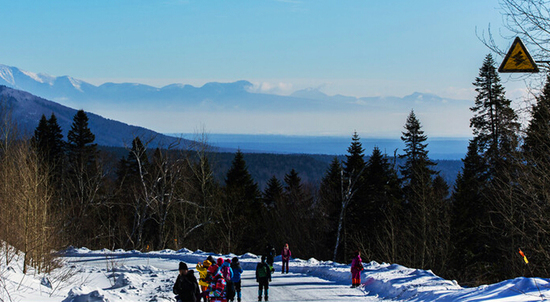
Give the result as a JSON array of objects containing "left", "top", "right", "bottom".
[{"left": 519, "top": 249, "right": 529, "bottom": 264}]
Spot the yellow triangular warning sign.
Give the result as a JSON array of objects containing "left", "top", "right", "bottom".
[{"left": 499, "top": 37, "right": 539, "bottom": 73}]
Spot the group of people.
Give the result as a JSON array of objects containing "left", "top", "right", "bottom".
[{"left": 173, "top": 243, "right": 292, "bottom": 302}]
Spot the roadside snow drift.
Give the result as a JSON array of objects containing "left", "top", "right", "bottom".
[{"left": 1, "top": 246, "right": 549, "bottom": 301}]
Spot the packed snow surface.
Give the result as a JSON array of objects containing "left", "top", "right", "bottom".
[{"left": 1, "top": 246, "right": 549, "bottom": 301}]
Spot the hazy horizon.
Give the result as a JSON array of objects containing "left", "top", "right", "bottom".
[{"left": 172, "top": 132, "right": 470, "bottom": 160}]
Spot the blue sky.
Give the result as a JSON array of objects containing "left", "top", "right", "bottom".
[{"left": 0, "top": 0, "right": 527, "bottom": 100}]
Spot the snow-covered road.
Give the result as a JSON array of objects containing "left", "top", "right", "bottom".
[
  {"left": 61, "top": 255, "right": 379, "bottom": 302},
  {"left": 4, "top": 247, "right": 550, "bottom": 301}
]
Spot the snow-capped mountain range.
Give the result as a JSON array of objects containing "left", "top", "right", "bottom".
[{"left": 0, "top": 64, "right": 473, "bottom": 137}]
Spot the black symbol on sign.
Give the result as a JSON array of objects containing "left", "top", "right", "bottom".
[{"left": 513, "top": 51, "right": 526, "bottom": 66}]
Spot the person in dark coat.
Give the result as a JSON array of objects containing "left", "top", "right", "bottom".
[
  {"left": 174, "top": 262, "right": 201, "bottom": 302},
  {"left": 264, "top": 244, "right": 276, "bottom": 273},
  {"left": 256, "top": 255, "right": 272, "bottom": 301}
]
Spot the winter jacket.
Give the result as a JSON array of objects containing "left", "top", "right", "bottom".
[
  {"left": 265, "top": 245, "right": 276, "bottom": 266},
  {"left": 351, "top": 255, "right": 364, "bottom": 273},
  {"left": 282, "top": 247, "right": 292, "bottom": 261},
  {"left": 173, "top": 270, "right": 200, "bottom": 302},
  {"left": 230, "top": 262, "right": 243, "bottom": 283},
  {"left": 208, "top": 264, "right": 219, "bottom": 278},
  {"left": 220, "top": 262, "right": 233, "bottom": 281},
  {"left": 209, "top": 274, "right": 227, "bottom": 302},
  {"left": 256, "top": 261, "right": 272, "bottom": 282},
  {"left": 196, "top": 263, "right": 210, "bottom": 287}
]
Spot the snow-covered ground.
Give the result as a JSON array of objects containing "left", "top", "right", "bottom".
[{"left": 1, "top": 246, "right": 550, "bottom": 301}]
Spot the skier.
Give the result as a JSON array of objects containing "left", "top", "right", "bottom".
[
  {"left": 281, "top": 243, "right": 291, "bottom": 274},
  {"left": 230, "top": 257, "right": 244, "bottom": 302},
  {"left": 350, "top": 250, "right": 364, "bottom": 288},
  {"left": 256, "top": 255, "right": 272, "bottom": 301},
  {"left": 173, "top": 262, "right": 201, "bottom": 302},
  {"left": 264, "top": 243, "right": 276, "bottom": 273},
  {"left": 196, "top": 259, "right": 212, "bottom": 301}
]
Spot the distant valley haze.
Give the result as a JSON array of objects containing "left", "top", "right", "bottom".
[
  {"left": 0, "top": 64, "right": 474, "bottom": 137},
  {"left": 0, "top": 63, "right": 476, "bottom": 159}
]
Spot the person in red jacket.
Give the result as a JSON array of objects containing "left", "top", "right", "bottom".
[
  {"left": 350, "top": 250, "right": 364, "bottom": 288},
  {"left": 281, "top": 243, "right": 291, "bottom": 274}
]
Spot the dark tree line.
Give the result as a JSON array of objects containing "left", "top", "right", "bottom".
[{"left": 3, "top": 54, "right": 550, "bottom": 285}]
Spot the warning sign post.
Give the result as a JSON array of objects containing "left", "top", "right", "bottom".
[{"left": 498, "top": 37, "right": 539, "bottom": 73}]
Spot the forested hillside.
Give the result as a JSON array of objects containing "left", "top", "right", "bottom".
[{"left": 3, "top": 55, "right": 550, "bottom": 288}]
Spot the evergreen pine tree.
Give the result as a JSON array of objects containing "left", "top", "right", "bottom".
[
  {"left": 284, "top": 168, "right": 303, "bottom": 205},
  {"left": 319, "top": 157, "right": 344, "bottom": 261},
  {"left": 513, "top": 74, "right": 550, "bottom": 279},
  {"left": 363, "top": 147, "right": 402, "bottom": 263},
  {"left": 524, "top": 73, "right": 550, "bottom": 162},
  {"left": 399, "top": 110, "right": 441, "bottom": 270},
  {"left": 342, "top": 132, "right": 367, "bottom": 257},
  {"left": 65, "top": 110, "right": 100, "bottom": 247},
  {"left": 224, "top": 150, "right": 262, "bottom": 253},
  {"left": 470, "top": 54, "right": 520, "bottom": 174},
  {"left": 450, "top": 138, "right": 489, "bottom": 280},
  {"left": 452, "top": 54, "right": 520, "bottom": 283},
  {"left": 32, "top": 115, "right": 50, "bottom": 157},
  {"left": 67, "top": 110, "right": 98, "bottom": 177},
  {"left": 46, "top": 114, "right": 65, "bottom": 182},
  {"left": 225, "top": 150, "right": 260, "bottom": 203},
  {"left": 263, "top": 175, "right": 283, "bottom": 208},
  {"left": 343, "top": 131, "right": 366, "bottom": 179},
  {"left": 399, "top": 110, "right": 436, "bottom": 188},
  {"left": 47, "top": 114, "right": 65, "bottom": 164}
]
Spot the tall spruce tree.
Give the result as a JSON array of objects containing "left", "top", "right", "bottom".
[
  {"left": 524, "top": 73, "right": 550, "bottom": 161},
  {"left": 399, "top": 110, "right": 436, "bottom": 188},
  {"left": 224, "top": 150, "right": 262, "bottom": 253},
  {"left": 363, "top": 147, "right": 401, "bottom": 263},
  {"left": 470, "top": 54, "right": 520, "bottom": 175},
  {"left": 284, "top": 168, "right": 303, "bottom": 205},
  {"left": 32, "top": 114, "right": 64, "bottom": 175},
  {"left": 399, "top": 110, "right": 441, "bottom": 270},
  {"left": 514, "top": 74, "right": 550, "bottom": 279},
  {"left": 343, "top": 132, "right": 367, "bottom": 258},
  {"left": 263, "top": 175, "right": 283, "bottom": 209},
  {"left": 319, "top": 157, "right": 345, "bottom": 261},
  {"left": 67, "top": 110, "right": 98, "bottom": 178},
  {"left": 65, "top": 110, "right": 100, "bottom": 247},
  {"left": 450, "top": 139, "right": 489, "bottom": 281},
  {"left": 32, "top": 115, "right": 50, "bottom": 157},
  {"left": 455, "top": 54, "right": 520, "bottom": 283},
  {"left": 47, "top": 113, "right": 65, "bottom": 167}
]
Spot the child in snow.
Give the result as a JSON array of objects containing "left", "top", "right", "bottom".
[
  {"left": 256, "top": 255, "right": 272, "bottom": 301},
  {"left": 196, "top": 260, "right": 212, "bottom": 301},
  {"left": 230, "top": 257, "right": 244, "bottom": 302},
  {"left": 221, "top": 259, "right": 235, "bottom": 302},
  {"left": 173, "top": 262, "right": 201, "bottom": 302},
  {"left": 209, "top": 269, "right": 228, "bottom": 302},
  {"left": 281, "top": 243, "right": 291, "bottom": 274},
  {"left": 350, "top": 250, "right": 364, "bottom": 288}
]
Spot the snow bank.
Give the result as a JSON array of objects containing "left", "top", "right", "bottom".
[
  {"left": 61, "top": 247, "right": 550, "bottom": 301},
  {"left": 62, "top": 286, "right": 122, "bottom": 302},
  {"left": 3, "top": 243, "right": 550, "bottom": 302}
]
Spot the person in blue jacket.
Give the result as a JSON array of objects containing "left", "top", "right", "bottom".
[{"left": 230, "top": 257, "right": 244, "bottom": 302}]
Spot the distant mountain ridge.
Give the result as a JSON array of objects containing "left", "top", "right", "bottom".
[
  {"left": 0, "top": 64, "right": 468, "bottom": 111},
  {"left": 0, "top": 64, "right": 474, "bottom": 137},
  {"left": 0, "top": 85, "right": 188, "bottom": 148}
]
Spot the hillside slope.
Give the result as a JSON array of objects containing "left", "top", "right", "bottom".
[{"left": 0, "top": 85, "right": 187, "bottom": 148}]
